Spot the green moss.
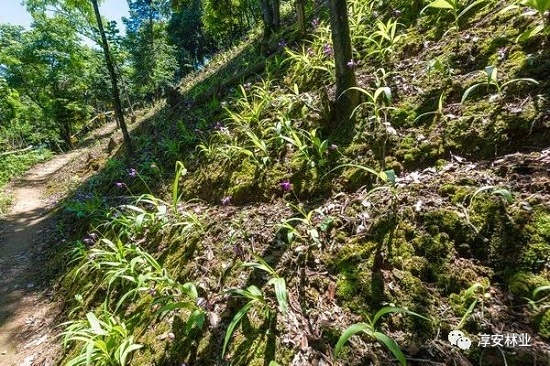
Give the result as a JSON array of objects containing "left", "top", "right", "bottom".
[
  {"left": 333, "top": 239, "right": 380, "bottom": 308},
  {"left": 228, "top": 159, "right": 261, "bottom": 203},
  {"left": 438, "top": 184, "right": 473, "bottom": 204},
  {"left": 535, "top": 309, "right": 550, "bottom": 340},
  {"left": 507, "top": 272, "right": 550, "bottom": 299}
]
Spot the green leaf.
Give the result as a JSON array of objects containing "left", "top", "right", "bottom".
[
  {"left": 533, "top": 285, "right": 550, "bottom": 299},
  {"left": 501, "top": 78, "right": 539, "bottom": 89},
  {"left": 185, "top": 309, "right": 206, "bottom": 334},
  {"left": 223, "top": 300, "right": 256, "bottom": 356},
  {"left": 493, "top": 188, "right": 513, "bottom": 203},
  {"left": 458, "top": 0, "right": 488, "bottom": 20},
  {"left": 516, "top": 24, "right": 545, "bottom": 42},
  {"left": 430, "top": 0, "right": 455, "bottom": 8},
  {"left": 461, "top": 83, "right": 483, "bottom": 103},
  {"left": 372, "top": 306, "right": 430, "bottom": 327},
  {"left": 373, "top": 331, "right": 407, "bottom": 366},
  {"left": 521, "top": 0, "right": 550, "bottom": 16},
  {"left": 86, "top": 312, "right": 106, "bottom": 335},
  {"left": 334, "top": 323, "right": 372, "bottom": 357},
  {"left": 268, "top": 277, "right": 288, "bottom": 315},
  {"left": 156, "top": 301, "right": 195, "bottom": 319},
  {"left": 485, "top": 65, "right": 498, "bottom": 84},
  {"left": 421, "top": 0, "right": 455, "bottom": 13},
  {"left": 119, "top": 342, "right": 142, "bottom": 366},
  {"left": 374, "top": 86, "right": 392, "bottom": 104}
]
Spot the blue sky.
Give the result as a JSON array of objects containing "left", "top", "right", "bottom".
[{"left": 0, "top": 0, "right": 129, "bottom": 29}]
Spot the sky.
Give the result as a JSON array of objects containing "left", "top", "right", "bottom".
[{"left": 0, "top": 0, "right": 129, "bottom": 29}]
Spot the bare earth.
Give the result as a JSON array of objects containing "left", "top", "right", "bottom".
[{"left": 0, "top": 151, "right": 81, "bottom": 366}]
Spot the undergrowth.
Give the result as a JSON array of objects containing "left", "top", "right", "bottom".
[{"left": 47, "top": 0, "right": 550, "bottom": 365}]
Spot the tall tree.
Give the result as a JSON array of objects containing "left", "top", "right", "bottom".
[
  {"left": 124, "top": 0, "right": 177, "bottom": 99},
  {"left": 260, "top": 0, "right": 280, "bottom": 40},
  {"left": 167, "top": 0, "right": 216, "bottom": 73},
  {"left": 25, "top": 0, "right": 133, "bottom": 154},
  {"left": 91, "top": 0, "right": 133, "bottom": 154},
  {"left": 0, "top": 19, "right": 92, "bottom": 149},
  {"left": 328, "top": 0, "right": 358, "bottom": 128}
]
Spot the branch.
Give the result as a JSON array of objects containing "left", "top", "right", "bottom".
[{"left": 0, "top": 146, "right": 34, "bottom": 157}]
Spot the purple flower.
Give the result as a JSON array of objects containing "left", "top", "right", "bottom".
[
  {"left": 311, "top": 18, "right": 320, "bottom": 28},
  {"left": 347, "top": 59, "right": 357, "bottom": 68},
  {"left": 220, "top": 196, "right": 232, "bottom": 205},
  {"left": 323, "top": 44, "right": 333, "bottom": 57},
  {"left": 278, "top": 39, "right": 287, "bottom": 48},
  {"left": 115, "top": 182, "right": 124, "bottom": 188},
  {"left": 129, "top": 168, "right": 137, "bottom": 177},
  {"left": 329, "top": 144, "right": 338, "bottom": 151},
  {"left": 280, "top": 180, "right": 292, "bottom": 191}
]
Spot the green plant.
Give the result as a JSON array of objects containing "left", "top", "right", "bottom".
[
  {"left": 278, "top": 203, "right": 323, "bottom": 247},
  {"left": 64, "top": 193, "right": 108, "bottom": 224},
  {"left": 456, "top": 282, "right": 489, "bottom": 329},
  {"left": 414, "top": 92, "right": 446, "bottom": 124},
  {"left": 279, "top": 123, "right": 330, "bottom": 169},
  {"left": 526, "top": 285, "right": 550, "bottom": 310},
  {"left": 461, "top": 65, "right": 538, "bottom": 103},
  {"left": 363, "top": 18, "right": 404, "bottom": 61},
  {"left": 171, "top": 161, "right": 188, "bottom": 210},
  {"left": 283, "top": 25, "right": 335, "bottom": 87},
  {"left": 223, "top": 256, "right": 288, "bottom": 356},
  {"left": 421, "top": 0, "right": 488, "bottom": 47},
  {"left": 347, "top": 86, "right": 393, "bottom": 124},
  {"left": 334, "top": 306, "right": 429, "bottom": 365},
  {"left": 73, "top": 238, "right": 167, "bottom": 310},
  {"left": 61, "top": 310, "right": 142, "bottom": 366},
  {"left": 500, "top": 0, "right": 550, "bottom": 40},
  {"left": 152, "top": 281, "right": 206, "bottom": 336}
]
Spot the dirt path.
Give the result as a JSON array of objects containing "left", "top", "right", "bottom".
[{"left": 0, "top": 151, "right": 80, "bottom": 366}]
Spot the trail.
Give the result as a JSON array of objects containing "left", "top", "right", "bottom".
[{"left": 0, "top": 151, "right": 79, "bottom": 366}]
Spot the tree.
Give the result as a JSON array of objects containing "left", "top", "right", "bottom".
[
  {"left": 328, "top": 0, "right": 358, "bottom": 128},
  {"left": 25, "top": 0, "right": 133, "bottom": 154},
  {"left": 0, "top": 19, "right": 92, "bottom": 149},
  {"left": 260, "top": 0, "right": 280, "bottom": 40},
  {"left": 124, "top": 0, "right": 177, "bottom": 99},
  {"left": 167, "top": 0, "right": 217, "bottom": 74},
  {"left": 91, "top": 0, "right": 133, "bottom": 154},
  {"left": 295, "top": 0, "right": 307, "bottom": 36}
]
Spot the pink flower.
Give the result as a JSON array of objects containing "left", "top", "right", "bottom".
[
  {"left": 280, "top": 181, "right": 292, "bottom": 191},
  {"left": 323, "top": 44, "right": 333, "bottom": 57}
]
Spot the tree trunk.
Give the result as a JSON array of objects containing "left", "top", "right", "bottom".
[
  {"left": 296, "top": 0, "right": 307, "bottom": 36},
  {"left": 260, "top": 0, "right": 280, "bottom": 40},
  {"left": 91, "top": 0, "right": 133, "bottom": 155},
  {"left": 328, "top": 0, "right": 358, "bottom": 129}
]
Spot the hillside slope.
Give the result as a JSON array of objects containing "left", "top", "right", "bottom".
[{"left": 39, "top": 0, "right": 550, "bottom": 365}]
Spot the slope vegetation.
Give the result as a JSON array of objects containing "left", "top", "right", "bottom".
[{"left": 41, "top": 0, "right": 550, "bottom": 365}]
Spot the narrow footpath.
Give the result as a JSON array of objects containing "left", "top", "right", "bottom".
[{"left": 0, "top": 151, "right": 79, "bottom": 366}]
